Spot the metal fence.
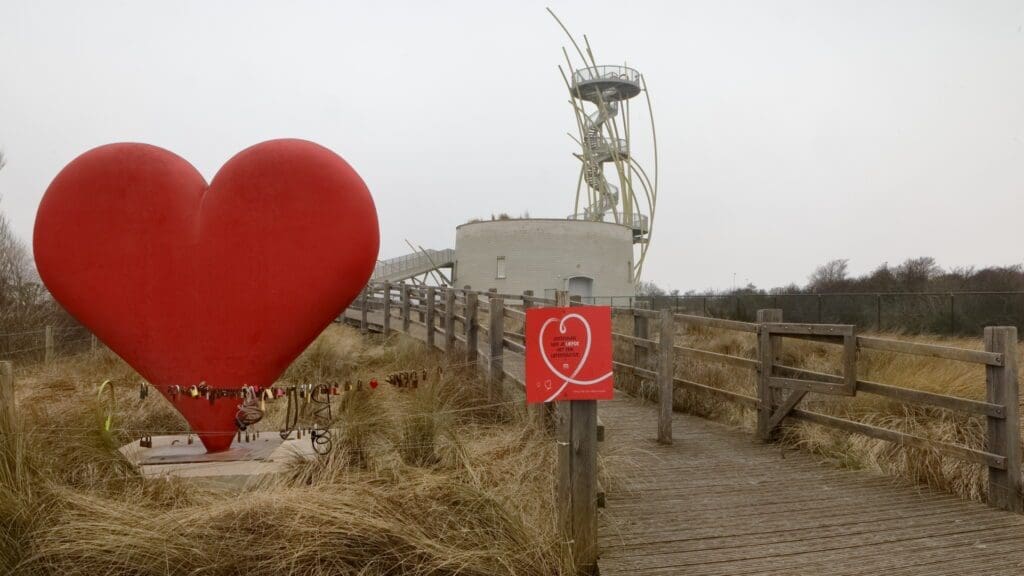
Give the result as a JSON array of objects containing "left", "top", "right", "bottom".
[{"left": 579, "top": 291, "right": 1024, "bottom": 336}]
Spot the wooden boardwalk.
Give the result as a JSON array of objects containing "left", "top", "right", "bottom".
[
  {"left": 598, "top": 395, "right": 1024, "bottom": 575},
  {"left": 343, "top": 304, "right": 1024, "bottom": 575}
]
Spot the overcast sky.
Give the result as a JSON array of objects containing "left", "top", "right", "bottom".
[{"left": 1, "top": 0, "right": 1021, "bottom": 293}]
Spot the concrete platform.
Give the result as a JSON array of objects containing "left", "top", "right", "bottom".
[{"left": 119, "top": 433, "right": 318, "bottom": 487}]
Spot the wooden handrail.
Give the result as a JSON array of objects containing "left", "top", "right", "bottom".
[{"left": 857, "top": 335, "right": 1003, "bottom": 366}]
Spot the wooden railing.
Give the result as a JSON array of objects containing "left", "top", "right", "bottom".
[{"left": 348, "top": 283, "right": 1023, "bottom": 572}]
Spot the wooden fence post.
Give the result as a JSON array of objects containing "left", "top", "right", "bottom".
[
  {"left": 984, "top": 326, "right": 1022, "bottom": 512},
  {"left": 360, "top": 287, "right": 369, "bottom": 335},
  {"left": 425, "top": 287, "right": 436, "bottom": 348},
  {"left": 44, "top": 325, "right": 54, "bottom": 363},
  {"left": 756, "top": 309, "right": 783, "bottom": 442},
  {"left": 444, "top": 288, "right": 456, "bottom": 353},
  {"left": 465, "top": 292, "right": 478, "bottom": 364},
  {"left": 523, "top": 289, "right": 549, "bottom": 429},
  {"left": 554, "top": 289, "right": 598, "bottom": 573},
  {"left": 382, "top": 281, "right": 392, "bottom": 336},
  {"left": 658, "top": 308, "right": 674, "bottom": 444},
  {"left": 417, "top": 287, "right": 426, "bottom": 324},
  {"left": 633, "top": 310, "right": 649, "bottom": 394},
  {"left": 488, "top": 295, "right": 504, "bottom": 397},
  {"left": 401, "top": 284, "right": 411, "bottom": 332},
  {"left": 0, "top": 361, "right": 14, "bottom": 434}
]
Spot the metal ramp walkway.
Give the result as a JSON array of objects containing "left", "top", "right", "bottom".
[{"left": 371, "top": 248, "right": 454, "bottom": 283}]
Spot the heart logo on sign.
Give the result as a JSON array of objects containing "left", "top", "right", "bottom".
[
  {"left": 537, "top": 313, "right": 612, "bottom": 402},
  {"left": 34, "top": 139, "right": 379, "bottom": 452}
]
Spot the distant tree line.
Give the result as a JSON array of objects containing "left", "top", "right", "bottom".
[
  {"left": 0, "top": 152, "right": 77, "bottom": 342},
  {"left": 639, "top": 257, "right": 1024, "bottom": 297}
]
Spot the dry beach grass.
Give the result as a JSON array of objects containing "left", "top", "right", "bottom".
[
  {"left": 3, "top": 318, "right": 1022, "bottom": 575},
  {"left": 0, "top": 325, "right": 569, "bottom": 576}
]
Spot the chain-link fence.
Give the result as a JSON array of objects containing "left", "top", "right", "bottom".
[{"left": 579, "top": 292, "right": 1024, "bottom": 336}]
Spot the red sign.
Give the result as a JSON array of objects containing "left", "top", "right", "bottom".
[{"left": 525, "top": 306, "right": 614, "bottom": 403}]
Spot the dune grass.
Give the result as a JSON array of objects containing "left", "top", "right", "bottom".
[{"left": 0, "top": 324, "right": 569, "bottom": 576}]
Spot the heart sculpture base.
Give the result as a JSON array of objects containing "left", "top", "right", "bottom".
[
  {"left": 34, "top": 139, "right": 379, "bottom": 452},
  {"left": 119, "top": 434, "right": 317, "bottom": 486}
]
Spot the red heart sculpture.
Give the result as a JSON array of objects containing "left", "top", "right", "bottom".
[{"left": 34, "top": 139, "right": 379, "bottom": 452}]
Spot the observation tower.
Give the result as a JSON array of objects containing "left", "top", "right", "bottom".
[{"left": 555, "top": 11, "right": 659, "bottom": 282}]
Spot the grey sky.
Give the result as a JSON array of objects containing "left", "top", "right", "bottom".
[{"left": 1, "top": 0, "right": 1021, "bottom": 293}]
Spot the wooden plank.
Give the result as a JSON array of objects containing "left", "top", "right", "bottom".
[
  {"left": 767, "top": 323, "right": 854, "bottom": 336},
  {"left": 444, "top": 288, "right": 455, "bottom": 353},
  {"left": 613, "top": 331, "right": 657, "bottom": 347},
  {"left": 756, "top": 309, "right": 782, "bottom": 442},
  {"left": 613, "top": 361, "right": 657, "bottom": 379},
  {"left": 672, "top": 377, "right": 759, "bottom": 409},
  {"left": 488, "top": 296, "right": 504, "bottom": 397},
  {"left": 984, "top": 326, "right": 1022, "bottom": 512},
  {"left": 787, "top": 408, "right": 1006, "bottom": 469},
  {"left": 775, "top": 364, "right": 1005, "bottom": 418},
  {"left": 360, "top": 287, "right": 369, "bottom": 335},
  {"left": 858, "top": 335, "right": 1003, "bottom": 366},
  {"left": 631, "top": 307, "right": 660, "bottom": 319},
  {"left": 657, "top": 309, "right": 673, "bottom": 445},
  {"left": 556, "top": 399, "right": 571, "bottom": 540},
  {"left": 767, "top": 389, "right": 807, "bottom": 431},
  {"left": 465, "top": 292, "right": 478, "bottom": 365},
  {"left": 673, "top": 345, "right": 758, "bottom": 370},
  {"left": 633, "top": 311, "right": 650, "bottom": 393},
  {"left": 673, "top": 313, "right": 758, "bottom": 333},
  {"left": 769, "top": 376, "right": 853, "bottom": 396},
  {"left": 504, "top": 307, "right": 525, "bottom": 319},
  {"left": 425, "top": 287, "right": 436, "bottom": 347},
  {"left": 570, "top": 399, "right": 599, "bottom": 573},
  {"left": 381, "top": 281, "right": 391, "bottom": 335},
  {"left": 843, "top": 329, "right": 858, "bottom": 394},
  {"left": 502, "top": 338, "right": 525, "bottom": 354}
]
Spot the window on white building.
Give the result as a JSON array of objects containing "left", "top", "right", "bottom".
[{"left": 496, "top": 256, "right": 506, "bottom": 279}]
